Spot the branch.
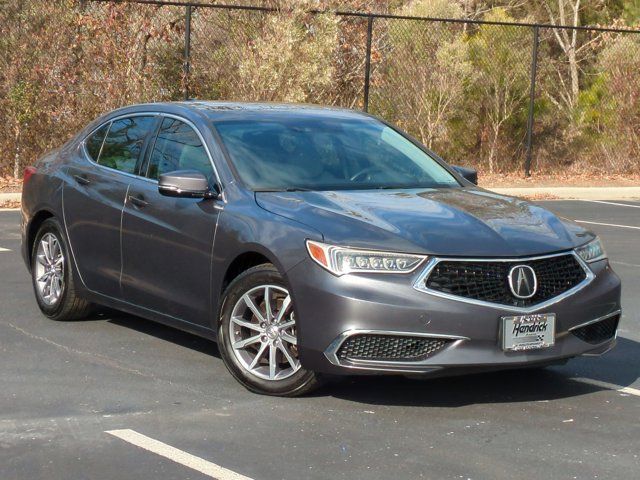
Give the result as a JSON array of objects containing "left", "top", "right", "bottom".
[
  {"left": 574, "top": 33, "right": 602, "bottom": 55},
  {"left": 545, "top": 2, "right": 569, "bottom": 52},
  {"left": 570, "top": 0, "right": 580, "bottom": 50}
]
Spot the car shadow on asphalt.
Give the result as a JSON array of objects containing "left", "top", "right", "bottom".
[
  {"left": 85, "top": 308, "right": 639, "bottom": 406},
  {"left": 325, "top": 370, "right": 598, "bottom": 407},
  {"left": 92, "top": 308, "right": 222, "bottom": 359},
  {"left": 326, "top": 337, "right": 640, "bottom": 407}
]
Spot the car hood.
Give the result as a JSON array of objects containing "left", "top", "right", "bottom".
[{"left": 255, "top": 187, "right": 594, "bottom": 257}]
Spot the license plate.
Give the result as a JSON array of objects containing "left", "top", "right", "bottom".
[{"left": 502, "top": 313, "right": 555, "bottom": 351}]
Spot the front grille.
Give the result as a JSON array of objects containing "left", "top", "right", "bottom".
[
  {"left": 424, "top": 254, "right": 587, "bottom": 307},
  {"left": 571, "top": 314, "right": 619, "bottom": 344},
  {"left": 337, "top": 334, "right": 450, "bottom": 362}
]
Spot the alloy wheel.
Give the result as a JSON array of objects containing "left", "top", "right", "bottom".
[
  {"left": 229, "top": 285, "right": 301, "bottom": 381},
  {"left": 35, "top": 232, "right": 65, "bottom": 306}
]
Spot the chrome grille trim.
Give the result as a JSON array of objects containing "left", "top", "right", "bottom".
[
  {"left": 569, "top": 309, "right": 621, "bottom": 345},
  {"left": 412, "top": 251, "right": 595, "bottom": 313},
  {"left": 324, "top": 329, "right": 467, "bottom": 372},
  {"left": 568, "top": 309, "right": 622, "bottom": 332}
]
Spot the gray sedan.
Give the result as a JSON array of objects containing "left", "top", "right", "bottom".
[{"left": 20, "top": 102, "right": 621, "bottom": 396}]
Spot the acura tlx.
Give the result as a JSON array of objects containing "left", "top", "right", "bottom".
[{"left": 21, "top": 102, "right": 621, "bottom": 396}]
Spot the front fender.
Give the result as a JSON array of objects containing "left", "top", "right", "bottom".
[{"left": 210, "top": 198, "right": 323, "bottom": 327}]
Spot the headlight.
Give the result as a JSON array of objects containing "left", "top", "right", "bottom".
[
  {"left": 306, "top": 240, "right": 427, "bottom": 276},
  {"left": 575, "top": 237, "right": 607, "bottom": 263}
]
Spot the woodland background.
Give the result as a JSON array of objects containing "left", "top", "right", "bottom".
[{"left": 1, "top": 0, "right": 639, "bottom": 179}]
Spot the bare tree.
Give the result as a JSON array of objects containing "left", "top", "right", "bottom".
[
  {"left": 375, "top": 1, "right": 472, "bottom": 151},
  {"left": 469, "top": 9, "right": 531, "bottom": 172},
  {"left": 542, "top": 0, "right": 604, "bottom": 115},
  {"left": 544, "top": 0, "right": 582, "bottom": 110}
]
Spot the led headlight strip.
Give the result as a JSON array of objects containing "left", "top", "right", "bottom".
[
  {"left": 306, "top": 240, "right": 427, "bottom": 276},
  {"left": 575, "top": 237, "right": 607, "bottom": 263}
]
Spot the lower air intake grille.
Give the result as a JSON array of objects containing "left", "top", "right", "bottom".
[
  {"left": 337, "top": 334, "right": 451, "bottom": 362},
  {"left": 571, "top": 314, "right": 619, "bottom": 345}
]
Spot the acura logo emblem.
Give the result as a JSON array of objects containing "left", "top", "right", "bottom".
[{"left": 508, "top": 265, "right": 537, "bottom": 299}]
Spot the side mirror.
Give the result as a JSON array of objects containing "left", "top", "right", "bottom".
[
  {"left": 452, "top": 165, "right": 478, "bottom": 185},
  {"left": 158, "top": 170, "right": 219, "bottom": 199}
]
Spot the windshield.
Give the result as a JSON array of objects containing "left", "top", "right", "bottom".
[{"left": 213, "top": 115, "right": 460, "bottom": 191}]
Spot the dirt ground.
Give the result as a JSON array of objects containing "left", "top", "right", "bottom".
[
  {"left": 1, "top": 176, "right": 22, "bottom": 193},
  {"left": 2, "top": 172, "right": 639, "bottom": 207},
  {"left": 0, "top": 199, "right": 21, "bottom": 209},
  {"left": 480, "top": 172, "right": 640, "bottom": 188}
]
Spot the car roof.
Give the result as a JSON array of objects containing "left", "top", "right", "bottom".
[{"left": 110, "top": 101, "right": 372, "bottom": 123}]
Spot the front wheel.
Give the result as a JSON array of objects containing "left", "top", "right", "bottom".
[{"left": 218, "top": 264, "right": 322, "bottom": 396}]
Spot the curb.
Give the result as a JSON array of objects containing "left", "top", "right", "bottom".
[
  {"left": 489, "top": 187, "right": 640, "bottom": 200},
  {"left": 0, "top": 192, "right": 21, "bottom": 202},
  {"left": 2, "top": 188, "right": 639, "bottom": 203}
]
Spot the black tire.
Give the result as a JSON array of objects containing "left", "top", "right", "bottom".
[
  {"left": 218, "top": 263, "right": 322, "bottom": 396},
  {"left": 31, "top": 217, "right": 93, "bottom": 321}
]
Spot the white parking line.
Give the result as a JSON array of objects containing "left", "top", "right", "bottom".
[
  {"left": 611, "top": 260, "right": 640, "bottom": 269},
  {"left": 580, "top": 200, "right": 640, "bottom": 209},
  {"left": 0, "top": 247, "right": 11, "bottom": 252},
  {"left": 575, "top": 220, "right": 640, "bottom": 230},
  {"left": 573, "top": 378, "right": 640, "bottom": 397},
  {"left": 106, "top": 429, "right": 254, "bottom": 480}
]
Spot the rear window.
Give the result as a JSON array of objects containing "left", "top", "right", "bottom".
[
  {"left": 85, "top": 123, "right": 109, "bottom": 162},
  {"left": 98, "top": 116, "right": 156, "bottom": 174}
]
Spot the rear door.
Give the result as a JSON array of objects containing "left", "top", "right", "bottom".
[
  {"left": 63, "top": 115, "right": 157, "bottom": 297},
  {"left": 120, "top": 116, "right": 221, "bottom": 324}
]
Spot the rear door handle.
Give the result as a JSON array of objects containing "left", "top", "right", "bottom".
[
  {"left": 128, "top": 195, "right": 149, "bottom": 208},
  {"left": 74, "top": 174, "right": 91, "bottom": 185}
]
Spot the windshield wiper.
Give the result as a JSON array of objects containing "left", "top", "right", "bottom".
[
  {"left": 282, "top": 187, "right": 313, "bottom": 192},
  {"left": 254, "top": 187, "right": 313, "bottom": 192}
]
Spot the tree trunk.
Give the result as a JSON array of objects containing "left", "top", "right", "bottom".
[
  {"left": 567, "top": 45, "right": 579, "bottom": 107},
  {"left": 488, "top": 124, "right": 500, "bottom": 173},
  {"left": 13, "top": 126, "right": 21, "bottom": 180},
  {"left": 545, "top": 0, "right": 582, "bottom": 109}
]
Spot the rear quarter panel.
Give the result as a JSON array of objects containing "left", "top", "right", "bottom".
[{"left": 21, "top": 146, "right": 69, "bottom": 269}]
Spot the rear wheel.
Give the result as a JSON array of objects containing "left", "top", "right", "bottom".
[
  {"left": 31, "top": 218, "right": 93, "bottom": 320},
  {"left": 218, "top": 264, "right": 322, "bottom": 396}
]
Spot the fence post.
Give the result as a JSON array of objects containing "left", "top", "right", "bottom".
[
  {"left": 524, "top": 25, "right": 540, "bottom": 177},
  {"left": 183, "top": 5, "right": 192, "bottom": 100},
  {"left": 363, "top": 15, "right": 373, "bottom": 112}
]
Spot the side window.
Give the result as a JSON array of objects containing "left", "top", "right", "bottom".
[
  {"left": 85, "top": 123, "right": 109, "bottom": 162},
  {"left": 147, "top": 118, "right": 213, "bottom": 181},
  {"left": 98, "top": 116, "right": 156, "bottom": 174}
]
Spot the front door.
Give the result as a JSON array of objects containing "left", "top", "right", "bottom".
[{"left": 120, "top": 116, "right": 221, "bottom": 325}]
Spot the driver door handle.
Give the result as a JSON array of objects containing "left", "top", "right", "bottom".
[
  {"left": 74, "top": 174, "right": 91, "bottom": 185},
  {"left": 128, "top": 195, "right": 149, "bottom": 208}
]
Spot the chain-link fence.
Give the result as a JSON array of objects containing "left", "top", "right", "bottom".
[
  {"left": 187, "top": 5, "right": 370, "bottom": 109},
  {"left": 175, "top": 2, "right": 640, "bottom": 176},
  {"left": 3, "top": 0, "right": 639, "bottom": 178},
  {"left": 368, "top": 18, "right": 535, "bottom": 174},
  {"left": 364, "top": 15, "right": 640, "bottom": 176}
]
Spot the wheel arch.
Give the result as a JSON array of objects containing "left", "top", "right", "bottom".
[
  {"left": 221, "top": 250, "right": 277, "bottom": 294},
  {"left": 26, "top": 209, "right": 56, "bottom": 269},
  {"left": 214, "top": 246, "right": 290, "bottom": 327}
]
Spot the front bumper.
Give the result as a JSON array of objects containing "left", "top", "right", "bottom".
[{"left": 286, "top": 257, "right": 621, "bottom": 375}]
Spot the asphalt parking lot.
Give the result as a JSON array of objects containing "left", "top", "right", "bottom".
[{"left": 1, "top": 199, "right": 639, "bottom": 480}]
